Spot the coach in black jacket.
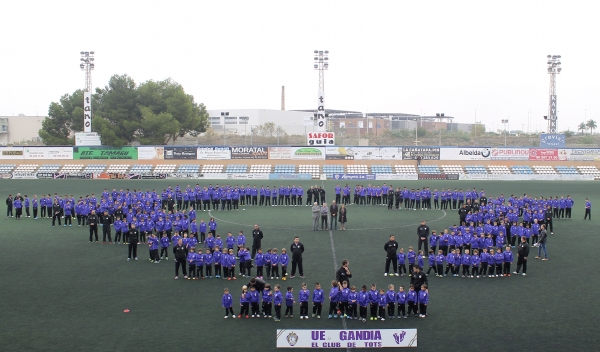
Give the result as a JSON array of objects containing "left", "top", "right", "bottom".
[
  {"left": 127, "top": 224, "right": 139, "bottom": 261},
  {"left": 251, "top": 224, "right": 264, "bottom": 259},
  {"left": 384, "top": 235, "right": 399, "bottom": 276},
  {"left": 88, "top": 210, "right": 98, "bottom": 242},
  {"left": 417, "top": 221, "right": 430, "bottom": 256},
  {"left": 514, "top": 236, "right": 530, "bottom": 276}
]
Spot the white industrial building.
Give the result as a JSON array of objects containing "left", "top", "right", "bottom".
[
  {"left": 206, "top": 109, "right": 317, "bottom": 136},
  {"left": 0, "top": 116, "right": 45, "bottom": 145}
]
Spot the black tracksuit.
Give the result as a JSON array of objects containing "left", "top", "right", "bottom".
[
  {"left": 88, "top": 214, "right": 99, "bottom": 242},
  {"left": 515, "top": 241, "right": 530, "bottom": 274},
  {"left": 384, "top": 240, "right": 399, "bottom": 275},
  {"left": 128, "top": 228, "right": 139, "bottom": 259}
]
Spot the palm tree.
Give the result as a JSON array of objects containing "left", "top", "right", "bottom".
[
  {"left": 578, "top": 122, "right": 587, "bottom": 134},
  {"left": 586, "top": 119, "right": 597, "bottom": 135}
]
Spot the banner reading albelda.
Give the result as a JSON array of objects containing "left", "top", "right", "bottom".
[{"left": 73, "top": 146, "right": 138, "bottom": 160}]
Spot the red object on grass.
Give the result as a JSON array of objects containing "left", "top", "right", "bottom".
[{"left": 123, "top": 309, "right": 130, "bottom": 313}]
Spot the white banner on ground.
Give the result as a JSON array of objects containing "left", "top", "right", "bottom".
[
  {"left": 376, "top": 174, "right": 418, "bottom": 181},
  {"left": 23, "top": 147, "right": 73, "bottom": 160},
  {"left": 276, "top": 329, "right": 417, "bottom": 348},
  {"left": 10, "top": 172, "right": 38, "bottom": 179}
]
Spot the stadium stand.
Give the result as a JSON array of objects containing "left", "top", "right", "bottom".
[
  {"left": 154, "top": 164, "right": 176, "bottom": 173},
  {"left": 273, "top": 164, "right": 296, "bottom": 174},
  {"left": 38, "top": 164, "right": 61, "bottom": 173},
  {"left": 464, "top": 165, "right": 487, "bottom": 174},
  {"left": 418, "top": 165, "right": 441, "bottom": 174},
  {"left": 13, "top": 164, "right": 39, "bottom": 172},
  {"left": 394, "top": 165, "right": 417, "bottom": 174},
  {"left": 105, "top": 164, "right": 130, "bottom": 173},
  {"left": 321, "top": 165, "right": 341, "bottom": 179},
  {"left": 440, "top": 165, "right": 464, "bottom": 174},
  {"left": 249, "top": 164, "right": 272, "bottom": 173},
  {"left": 201, "top": 164, "right": 224, "bottom": 173},
  {"left": 59, "top": 164, "right": 83, "bottom": 173},
  {"left": 82, "top": 164, "right": 106, "bottom": 173},
  {"left": 488, "top": 165, "right": 511, "bottom": 174},
  {"left": 0, "top": 164, "right": 16, "bottom": 173},
  {"left": 532, "top": 165, "right": 557, "bottom": 174},
  {"left": 346, "top": 164, "right": 368, "bottom": 174},
  {"left": 555, "top": 166, "right": 579, "bottom": 175},
  {"left": 371, "top": 165, "right": 393, "bottom": 174},
  {"left": 511, "top": 166, "right": 533, "bottom": 174},
  {"left": 130, "top": 164, "right": 153, "bottom": 174},
  {"left": 177, "top": 164, "right": 201, "bottom": 173},
  {"left": 577, "top": 166, "right": 600, "bottom": 176},
  {"left": 299, "top": 165, "right": 321, "bottom": 179},
  {"left": 225, "top": 164, "right": 248, "bottom": 173}
]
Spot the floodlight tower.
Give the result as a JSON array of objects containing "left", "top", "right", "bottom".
[
  {"left": 546, "top": 55, "right": 562, "bottom": 133},
  {"left": 313, "top": 50, "right": 329, "bottom": 131},
  {"left": 80, "top": 51, "right": 95, "bottom": 132}
]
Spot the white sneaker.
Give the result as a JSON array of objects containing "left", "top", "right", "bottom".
[
  {"left": 300, "top": 316, "right": 304, "bottom": 319},
  {"left": 522, "top": 273, "right": 527, "bottom": 276},
  {"left": 384, "top": 273, "right": 388, "bottom": 277},
  {"left": 232, "top": 315, "right": 236, "bottom": 319},
  {"left": 224, "top": 316, "right": 228, "bottom": 319}
]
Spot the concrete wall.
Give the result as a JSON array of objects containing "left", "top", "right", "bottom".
[{"left": 0, "top": 116, "right": 45, "bottom": 145}]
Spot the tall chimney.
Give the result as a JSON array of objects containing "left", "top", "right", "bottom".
[{"left": 281, "top": 85, "right": 285, "bottom": 110}]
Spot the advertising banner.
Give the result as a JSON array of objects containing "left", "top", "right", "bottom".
[
  {"left": 73, "top": 146, "right": 138, "bottom": 160},
  {"left": 83, "top": 92, "right": 92, "bottom": 133},
  {"left": 418, "top": 174, "right": 459, "bottom": 180},
  {"left": 268, "top": 174, "right": 313, "bottom": 180},
  {"left": 53, "top": 173, "right": 93, "bottom": 179},
  {"left": 540, "top": 133, "right": 566, "bottom": 147},
  {"left": 197, "top": 146, "right": 231, "bottom": 160},
  {"left": 402, "top": 147, "right": 440, "bottom": 160},
  {"left": 167, "top": 173, "right": 205, "bottom": 179},
  {"left": 564, "top": 149, "right": 600, "bottom": 161},
  {"left": 10, "top": 172, "right": 38, "bottom": 179},
  {"left": 459, "top": 174, "right": 594, "bottom": 181},
  {"left": 307, "top": 132, "right": 335, "bottom": 145},
  {"left": 230, "top": 146, "right": 269, "bottom": 159},
  {"left": 226, "top": 173, "right": 269, "bottom": 180},
  {"left": 164, "top": 147, "right": 197, "bottom": 160},
  {"left": 23, "top": 147, "right": 73, "bottom": 160},
  {"left": 138, "top": 147, "right": 164, "bottom": 160},
  {"left": 528, "top": 148, "right": 565, "bottom": 161},
  {"left": 440, "top": 147, "right": 491, "bottom": 160},
  {"left": 331, "top": 174, "right": 376, "bottom": 180},
  {"left": 75, "top": 132, "right": 101, "bottom": 146},
  {"left": 316, "top": 90, "right": 325, "bottom": 131},
  {"left": 268, "top": 147, "right": 326, "bottom": 160},
  {"left": 490, "top": 148, "right": 530, "bottom": 160},
  {"left": 325, "top": 147, "right": 354, "bottom": 160},
  {"left": 0, "top": 147, "right": 24, "bottom": 159},
  {"left": 376, "top": 174, "right": 418, "bottom": 181},
  {"left": 276, "top": 329, "right": 417, "bottom": 348},
  {"left": 128, "top": 174, "right": 167, "bottom": 180}
]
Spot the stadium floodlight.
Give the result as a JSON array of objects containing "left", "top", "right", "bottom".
[
  {"left": 546, "top": 54, "right": 562, "bottom": 133},
  {"left": 313, "top": 50, "right": 329, "bottom": 132}
]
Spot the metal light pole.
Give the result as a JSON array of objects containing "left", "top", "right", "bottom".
[
  {"left": 80, "top": 51, "right": 95, "bottom": 133},
  {"left": 502, "top": 119, "right": 509, "bottom": 146},
  {"left": 414, "top": 118, "right": 419, "bottom": 145},
  {"left": 546, "top": 55, "right": 562, "bottom": 133},
  {"left": 314, "top": 50, "right": 329, "bottom": 132},
  {"left": 221, "top": 112, "right": 229, "bottom": 146}
]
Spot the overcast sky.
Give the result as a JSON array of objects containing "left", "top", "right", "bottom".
[{"left": 1, "top": 0, "right": 597, "bottom": 133}]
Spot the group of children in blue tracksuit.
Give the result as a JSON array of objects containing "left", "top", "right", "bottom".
[
  {"left": 221, "top": 280, "right": 430, "bottom": 321},
  {"left": 425, "top": 247, "right": 514, "bottom": 278}
]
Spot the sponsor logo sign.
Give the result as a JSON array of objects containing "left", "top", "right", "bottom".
[
  {"left": 11, "top": 172, "right": 38, "bottom": 179},
  {"left": 276, "top": 329, "right": 418, "bottom": 348},
  {"left": 565, "top": 148, "right": 600, "bottom": 161},
  {"left": 83, "top": 92, "right": 92, "bottom": 132},
  {"left": 418, "top": 174, "right": 459, "bottom": 180},
  {"left": 23, "top": 147, "right": 73, "bottom": 160},
  {"left": 73, "top": 147, "right": 138, "bottom": 160},
  {"left": 197, "top": 146, "right": 231, "bottom": 160},
  {"left": 440, "top": 147, "right": 491, "bottom": 160},
  {"left": 376, "top": 174, "right": 418, "bottom": 181},
  {"left": 230, "top": 146, "right": 268, "bottom": 159},
  {"left": 490, "top": 148, "right": 530, "bottom": 160},
  {"left": 75, "top": 132, "right": 101, "bottom": 146},
  {"left": 164, "top": 147, "right": 197, "bottom": 160},
  {"left": 325, "top": 147, "right": 354, "bottom": 160},
  {"left": 0, "top": 147, "right": 24, "bottom": 159},
  {"left": 528, "top": 148, "right": 564, "bottom": 161},
  {"left": 268, "top": 174, "right": 313, "bottom": 180},
  {"left": 402, "top": 147, "right": 440, "bottom": 160},
  {"left": 167, "top": 173, "right": 205, "bottom": 179},
  {"left": 331, "top": 174, "right": 376, "bottom": 180},
  {"left": 307, "top": 132, "right": 335, "bottom": 145},
  {"left": 138, "top": 147, "right": 164, "bottom": 160},
  {"left": 540, "top": 133, "right": 565, "bottom": 147}
]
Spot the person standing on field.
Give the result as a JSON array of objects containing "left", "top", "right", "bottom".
[
  {"left": 417, "top": 220, "right": 430, "bottom": 257},
  {"left": 329, "top": 201, "right": 338, "bottom": 230},
  {"left": 514, "top": 236, "right": 530, "bottom": 276},
  {"left": 289, "top": 237, "right": 305, "bottom": 278},
  {"left": 384, "top": 235, "right": 399, "bottom": 276},
  {"left": 311, "top": 202, "right": 320, "bottom": 231},
  {"left": 251, "top": 224, "right": 264, "bottom": 259}
]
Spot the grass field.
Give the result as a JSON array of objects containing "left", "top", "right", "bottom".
[{"left": 2, "top": 179, "right": 600, "bottom": 352}]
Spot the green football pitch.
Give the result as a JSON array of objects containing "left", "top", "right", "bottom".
[{"left": 1, "top": 179, "right": 600, "bottom": 351}]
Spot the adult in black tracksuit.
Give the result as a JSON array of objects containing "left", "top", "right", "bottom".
[
  {"left": 6, "top": 195, "right": 13, "bottom": 217},
  {"left": 336, "top": 260, "right": 352, "bottom": 286},
  {"left": 127, "top": 224, "right": 139, "bottom": 261},
  {"left": 251, "top": 224, "right": 264, "bottom": 259},
  {"left": 51, "top": 201, "right": 62, "bottom": 227},
  {"left": 417, "top": 221, "right": 430, "bottom": 255},
  {"left": 410, "top": 267, "right": 428, "bottom": 311},
  {"left": 88, "top": 210, "right": 98, "bottom": 242},
  {"left": 174, "top": 239, "right": 188, "bottom": 279},
  {"left": 514, "top": 236, "right": 530, "bottom": 275},
  {"left": 384, "top": 235, "right": 399, "bottom": 276},
  {"left": 290, "top": 237, "right": 305, "bottom": 278},
  {"left": 544, "top": 206, "right": 554, "bottom": 234},
  {"left": 100, "top": 211, "right": 113, "bottom": 244}
]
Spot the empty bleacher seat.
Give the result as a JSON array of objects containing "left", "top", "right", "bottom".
[
  {"left": 511, "top": 166, "right": 533, "bottom": 174},
  {"left": 154, "top": 164, "right": 176, "bottom": 173},
  {"left": 371, "top": 165, "right": 393, "bottom": 174},
  {"left": 440, "top": 165, "right": 464, "bottom": 174},
  {"left": 300, "top": 164, "right": 322, "bottom": 179},
  {"left": 577, "top": 166, "right": 600, "bottom": 175},
  {"left": 106, "top": 164, "right": 131, "bottom": 173},
  {"left": 488, "top": 165, "right": 511, "bottom": 174},
  {"left": 394, "top": 165, "right": 417, "bottom": 174},
  {"left": 464, "top": 166, "right": 488, "bottom": 174},
  {"left": 177, "top": 164, "right": 201, "bottom": 173},
  {"left": 82, "top": 164, "right": 107, "bottom": 173},
  {"left": 273, "top": 164, "right": 296, "bottom": 174},
  {"left": 418, "top": 165, "right": 441, "bottom": 174},
  {"left": 249, "top": 164, "right": 271, "bottom": 173},
  {"left": 201, "top": 164, "right": 224, "bottom": 173},
  {"left": 13, "top": 164, "right": 39, "bottom": 172},
  {"left": 346, "top": 164, "right": 369, "bottom": 174},
  {"left": 555, "top": 166, "right": 579, "bottom": 175}
]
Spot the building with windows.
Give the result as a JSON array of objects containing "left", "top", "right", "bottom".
[{"left": 0, "top": 116, "right": 45, "bottom": 145}]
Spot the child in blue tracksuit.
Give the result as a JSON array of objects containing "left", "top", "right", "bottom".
[
  {"left": 397, "top": 249, "right": 407, "bottom": 276},
  {"left": 249, "top": 286, "right": 260, "bottom": 317},
  {"left": 236, "top": 231, "right": 245, "bottom": 256},
  {"left": 445, "top": 249, "right": 456, "bottom": 276},
  {"left": 435, "top": 250, "right": 445, "bottom": 277},
  {"left": 471, "top": 249, "right": 481, "bottom": 278},
  {"left": 238, "top": 286, "right": 249, "bottom": 318},
  {"left": 480, "top": 248, "right": 489, "bottom": 276},
  {"left": 312, "top": 283, "right": 324, "bottom": 318},
  {"left": 159, "top": 232, "right": 170, "bottom": 260},
  {"left": 222, "top": 288, "right": 235, "bottom": 318},
  {"left": 270, "top": 249, "right": 280, "bottom": 279},
  {"left": 204, "top": 249, "right": 213, "bottom": 278},
  {"left": 280, "top": 248, "right": 289, "bottom": 280},
  {"left": 227, "top": 249, "right": 236, "bottom": 280},
  {"left": 452, "top": 249, "right": 462, "bottom": 276},
  {"left": 358, "top": 285, "right": 369, "bottom": 322},
  {"left": 328, "top": 280, "right": 341, "bottom": 318},
  {"left": 255, "top": 248, "right": 265, "bottom": 278},
  {"left": 339, "top": 281, "right": 350, "bottom": 318},
  {"left": 461, "top": 249, "right": 471, "bottom": 277},
  {"left": 187, "top": 248, "right": 197, "bottom": 279},
  {"left": 385, "top": 284, "right": 396, "bottom": 319},
  {"left": 494, "top": 248, "right": 504, "bottom": 277},
  {"left": 273, "top": 284, "right": 284, "bottom": 321},
  {"left": 348, "top": 285, "right": 358, "bottom": 320},
  {"left": 195, "top": 249, "right": 205, "bottom": 278},
  {"left": 406, "top": 284, "right": 418, "bottom": 316},
  {"left": 262, "top": 284, "right": 273, "bottom": 318},
  {"left": 503, "top": 246, "right": 513, "bottom": 276},
  {"left": 368, "top": 284, "right": 379, "bottom": 320},
  {"left": 149, "top": 233, "right": 160, "bottom": 263},
  {"left": 418, "top": 285, "right": 429, "bottom": 318},
  {"left": 487, "top": 249, "right": 496, "bottom": 277},
  {"left": 299, "top": 283, "right": 310, "bottom": 319},
  {"left": 426, "top": 250, "right": 437, "bottom": 275},
  {"left": 378, "top": 289, "right": 388, "bottom": 320},
  {"left": 285, "top": 286, "right": 295, "bottom": 318},
  {"left": 396, "top": 286, "right": 408, "bottom": 319},
  {"left": 407, "top": 247, "right": 416, "bottom": 275}
]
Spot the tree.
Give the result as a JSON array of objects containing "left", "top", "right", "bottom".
[
  {"left": 578, "top": 122, "right": 587, "bottom": 134},
  {"left": 136, "top": 106, "right": 180, "bottom": 145},
  {"left": 137, "top": 79, "right": 208, "bottom": 144},
  {"left": 93, "top": 74, "right": 142, "bottom": 146},
  {"left": 586, "top": 119, "right": 597, "bottom": 135},
  {"left": 38, "top": 90, "right": 86, "bottom": 145},
  {"left": 471, "top": 123, "right": 486, "bottom": 137},
  {"left": 252, "top": 122, "right": 287, "bottom": 139}
]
